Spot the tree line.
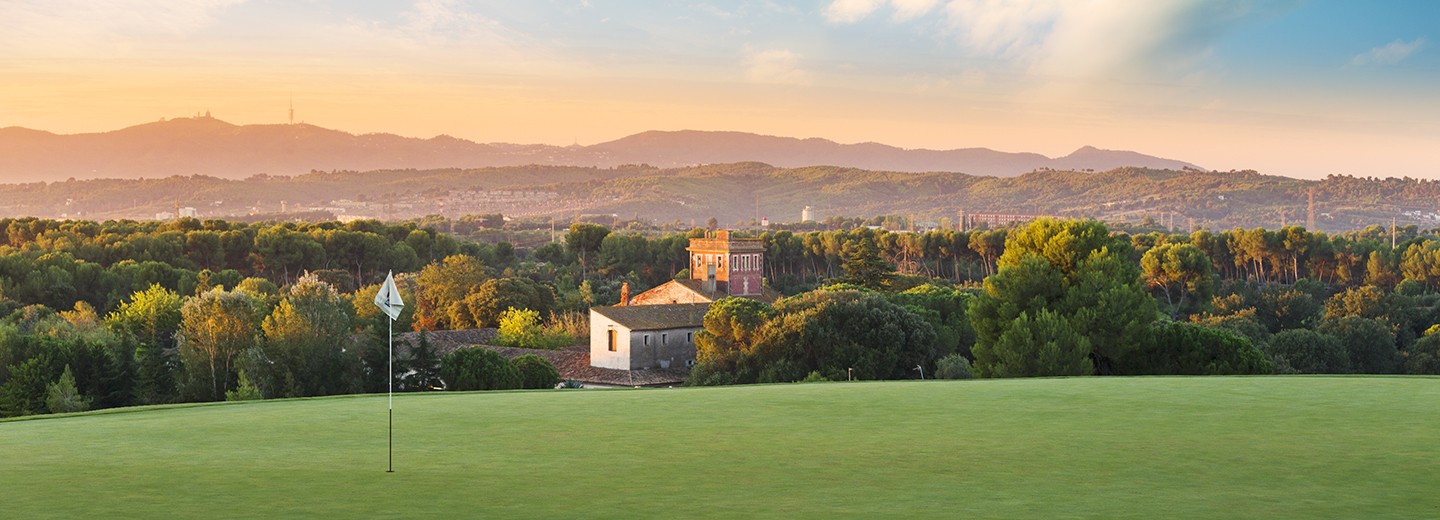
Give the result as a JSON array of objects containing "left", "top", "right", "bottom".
[{"left": 3, "top": 216, "right": 1439, "bottom": 417}]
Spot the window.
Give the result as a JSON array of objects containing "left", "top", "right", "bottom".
[
  {"left": 607, "top": 329, "right": 617, "bottom": 352},
  {"left": 686, "top": 359, "right": 696, "bottom": 367},
  {"left": 687, "top": 332, "right": 694, "bottom": 343},
  {"left": 644, "top": 334, "right": 651, "bottom": 346},
  {"left": 732, "top": 255, "right": 739, "bottom": 270},
  {"left": 662, "top": 333, "right": 668, "bottom": 345}
]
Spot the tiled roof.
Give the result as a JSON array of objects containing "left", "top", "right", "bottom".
[
  {"left": 670, "top": 279, "right": 783, "bottom": 304},
  {"left": 469, "top": 344, "right": 689, "bottom": 387},
  {"left": 536, "top": 345, "right": 689, "bottom": 386},
  {"left": 394, "top": 328, "right": 499, "bottom": 358},
  {"left": 591, "top": 303, "right": 710, "bottom": 331}
]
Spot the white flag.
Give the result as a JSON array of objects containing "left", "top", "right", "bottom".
[{"left": 373, "top": 271, "right": 405, "bottom": 321}]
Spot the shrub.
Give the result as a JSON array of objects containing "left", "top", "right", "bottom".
[
  {"left": 1263, "top": 329, "right": 1351, "bottom": 374},
  {"left": 511, "top": 354, "right": 561, "bottom": 389},
  {"left": 1406, "top": 334, "right": 1440, "bottom": 375},
  {"left": 935, "top": 353, "right": 974, "bottom": 380},
  {"left": 545, "top": 310, "right": 589, "bottom": 343},
  {"left": 440, "top": 348, "right": 521, "bottom": 391},
  {"left": 495, "top": 308, "right": 571, "bottom": 350},
  {"left": 225, "top": 369, "right": 263, "bottom": 401},
  {"left": 1120, "top": 321, "right": 1272, "bottom": 376},
  {"left": 800, "top": 371, "right": 828, "bottom": 383}
]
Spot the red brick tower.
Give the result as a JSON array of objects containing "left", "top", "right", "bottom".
[{"left": 686, "top": 230, "right": 765, "bottom": 297}]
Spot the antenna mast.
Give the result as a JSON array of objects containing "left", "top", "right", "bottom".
[{"left": 1306, "top": 188, "right": 1316, "bottom": 230}]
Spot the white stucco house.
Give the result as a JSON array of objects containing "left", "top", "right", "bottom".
[{"left": 589, "top": 303, "right": 708, "bottom": 370}]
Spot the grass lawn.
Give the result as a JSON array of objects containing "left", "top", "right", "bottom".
[{"left": 3, "top": 376, "right": 1439, "bottom": 518}]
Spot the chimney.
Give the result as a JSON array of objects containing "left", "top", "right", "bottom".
[
  {"left": 703, "top": 264, "right": 717, "bottom": 294},
  {"left": 618, "top": 282, "right": 630, "bottom": 306}
]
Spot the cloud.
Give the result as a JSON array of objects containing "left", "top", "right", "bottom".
[
  {"left": 890, "top": 0, "right": 940, "bottom": 21},
  {"left": 823, "top": 0, "right": 885, "bottom": 23},
  {"left": 1351, "top": 38, "right": 1426, "bottom": 66},
  {"left": 744, "top": 49, "right": 813, "bottom": 86},
  {"left": 824, "top": 0, "right": 939, "bottom": 23},
  {"left": 0, "top": 0, "right": 245, "bottom": 49},
  {"left": 939, "top": 0, "right": 1259, "bottom": 81}
]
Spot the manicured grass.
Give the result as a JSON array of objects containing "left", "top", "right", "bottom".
[{"left": 4, "top": 377, "right": 1440, "bottom": 518}]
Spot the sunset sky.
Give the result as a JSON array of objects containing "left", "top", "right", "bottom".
[{"left": 1, "top": 0, "right": 1436, "bottom": 179}]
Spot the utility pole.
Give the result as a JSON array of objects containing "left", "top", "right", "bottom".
[{"left": 1307, "top": 188, "right": 1316, "bottom": 230}]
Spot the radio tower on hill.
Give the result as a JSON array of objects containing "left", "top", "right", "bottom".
[{"left": 288, "top": 98, "right": 295, "bottom": 125}]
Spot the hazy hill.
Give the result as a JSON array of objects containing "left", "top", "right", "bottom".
[
  {"left": 0, "top": 117, "right": 1198, "bottom": 182},
  {"left": 589, "top": 131, "right": 1199, "bottom": 175}
]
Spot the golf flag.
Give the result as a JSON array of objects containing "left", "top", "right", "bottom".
[{"left": 373, "top": 271, "right": 404, "bottom": 320}]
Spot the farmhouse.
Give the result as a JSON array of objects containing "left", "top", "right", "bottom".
[
  {"left": 589, "top": 230, "right": 777, "bottom": 373},
  {"left": 589, "top": 303, "right": 708, "bottom": 370}
]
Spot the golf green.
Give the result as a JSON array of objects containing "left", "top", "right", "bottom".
[{"left": 3, "top": 376, "right": 1438, "bottom": 518}]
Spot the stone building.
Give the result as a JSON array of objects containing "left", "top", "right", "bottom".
[
  {"left": 588, "top": 303, "right": 708, "bottom": 370},
  {"left": 627, "top": 230, "right": 781, "bottom": 305},
  {"left": 589, "top": 230, "right": 777, "bottom": 372}
]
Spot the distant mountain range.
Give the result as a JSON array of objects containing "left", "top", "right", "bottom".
[{"left": 0, "top": 116, "right": 1201, "bottom": 182}]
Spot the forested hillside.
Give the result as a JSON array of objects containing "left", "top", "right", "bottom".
[{"left": 3, "top": 163, "right": 1438, "bottom": 232}]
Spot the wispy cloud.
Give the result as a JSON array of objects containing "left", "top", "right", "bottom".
[
  {"left": 1351, "top": 38, "right": 1426, "bottom": 66},
  {"left": 824, "top": 0, "right": 939, "bottom": 23},
  {"left": 890, "top": 0, "right": 940, "bottom": 21},
  {"left": 0, "top": 0, "right": 246, "bottom": 52},
  {"left": 743, "top": 49, "right": 813, "bottom": 86},
  {"left": 823, "top": 0, "right": 884, "bottom": 24}
]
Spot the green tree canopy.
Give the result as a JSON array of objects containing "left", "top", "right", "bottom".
[
  {"left": 1320, "top": 315, "right": 1398, "bottom": 374},
  {"left": 178, "top": 288, "right": 260, "bottom": 401},
  {"left": 974, "top": 309, "right": 1092, "bottom": 378},
  {"left": 254, "top": 274, "right": 359, "bottom": 398}
]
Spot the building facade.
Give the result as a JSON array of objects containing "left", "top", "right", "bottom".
[{"left": 589, "top": 304, "right": 708, "bottom": 370}]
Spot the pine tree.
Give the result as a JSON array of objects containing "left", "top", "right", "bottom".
[
  {"left": 841, "top": 238, "right": 894, "bottom": 290},
  {"left": 404, "top": 331, "right": 441, "bottom": 391},
  {"left": 45, "top": 365, "right": 92, "bottom": 414}
]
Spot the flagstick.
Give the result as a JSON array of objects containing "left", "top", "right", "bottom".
[{"left": 387, "top": 314, "right": 394, "bottom": 473}]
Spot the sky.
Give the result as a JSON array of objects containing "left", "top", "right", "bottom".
[{"left": 0, "top": 0, "right": 1437, "bottom": 179}]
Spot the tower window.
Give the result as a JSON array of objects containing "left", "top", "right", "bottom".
[{"left": 607, "top": 329, "right": 617, "bottom": 352}]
